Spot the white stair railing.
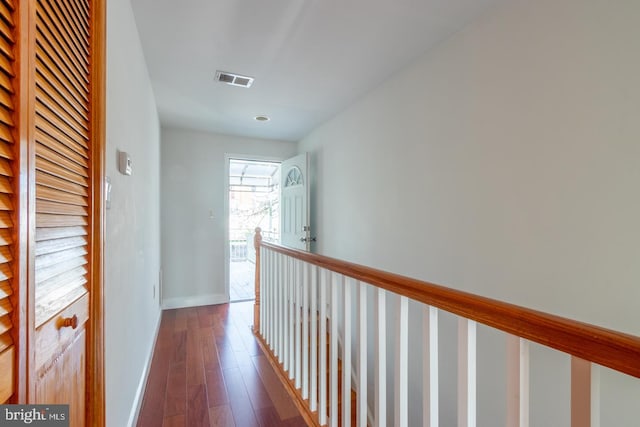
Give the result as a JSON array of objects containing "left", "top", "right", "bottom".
[{"left": 252, "top": 228, "right": 640, "bottom": 427}]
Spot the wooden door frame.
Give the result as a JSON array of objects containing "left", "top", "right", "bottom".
[
  {"left": 87, "top": 0, "right": 106, "bottom": 424},
  {"left": 15, "top": 0, "right": 106, "bottom": 424}
]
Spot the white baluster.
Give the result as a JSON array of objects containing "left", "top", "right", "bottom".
[
  {"left": 295, "top": 260, "right": 302, "bottom": 388},
  {"left": 260, "top": 248, "right": 271, "bottom": 339},
  {"left": 343, "top": 278, "right": 352, "bottom": 426},
  {"left": 507, "top": 336, "right": 529, "bottom": 427},
  {"left": 375, "top": 288, "right": 386, "bottom": 427},
  {"left": 330, "top": 273, "right": 339, "bottom": 427},
  {"left": 423, "top": 305, "right": 439, "bottom": 427},
  {"left": 273, "top": 253, "right": 284, "bottom": 362},
  {"left": 283, "top": 256, "right": 290, "bottom": 371},
  {"left": 289, "top": 257, "right": 295, "bottom": 379},
  {"left": 303, "top": 262, "right": 310, "bottom": 399},
  {"left": 395, "top": 296, "right": 409, "bottom": 427},
  {"left": 571, "top": 357, "right": 599, "bottom": 427},
  {"left": 319, "top": 268, "right": 328, "bottom": 425},
  {"left": 458, "top": 318, "right": 477, "bottom": 427},
  {"left": 357, "top": 282, "right": 367, "bottom": 427},
  {"left": 310, "top": 264, "right": 318, "bottom": 412}
]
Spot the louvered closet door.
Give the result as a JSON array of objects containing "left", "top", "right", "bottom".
[
  {"left": 33, "top": 0, "right": 92, "bottom": 424},
  {"left": 0, "top": 0, "right": 17, "bottom": 404}
]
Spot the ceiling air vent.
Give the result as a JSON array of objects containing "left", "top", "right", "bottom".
[{"left": 215, "top": 70, "right": 254, "bottom": 88}]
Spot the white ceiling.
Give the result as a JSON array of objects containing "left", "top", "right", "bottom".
[{"left": 131, "top": 0, "right": 502, "bottom": 142}]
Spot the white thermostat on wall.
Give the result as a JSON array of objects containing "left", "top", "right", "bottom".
[{"left": 118, "top": 151, "right": 132, "bottom": 175}]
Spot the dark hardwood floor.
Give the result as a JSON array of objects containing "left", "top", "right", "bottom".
[{"left": 137, "top": 301, "right": 306, "bottom": 427}]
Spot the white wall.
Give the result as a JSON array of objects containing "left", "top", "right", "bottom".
[
  {"left": 161, "top": 128, "right": 296, "bottom": 308},
  {"left": 299, "top": 0, "right": 640, "bottom": 425},
  {"left": 106, "top": 0, "right": 161, "bottom": 425}
]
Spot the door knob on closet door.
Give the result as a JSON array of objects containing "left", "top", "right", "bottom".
[{"left": 60, "top": 314, "right": 78, "bottom": 330}]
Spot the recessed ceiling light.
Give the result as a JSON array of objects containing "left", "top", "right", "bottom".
[{"left": 254, "top": 115, "right": 270, "bottom": 122}]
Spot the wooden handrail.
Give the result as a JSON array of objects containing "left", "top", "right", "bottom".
[{"left": 255, "top": 233, "right": 640, "bottom": 379}]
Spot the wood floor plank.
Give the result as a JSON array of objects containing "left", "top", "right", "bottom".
[
  {"left": 187, "top": 384, "right": 210, "bottom": 427},
  {"left": 164, "top": 362, "right": 186, "bottom": 417},
  {"left": 163, "top": 414, "right": 185, "bottom": 427},
  {"left": 137, "top": 339, "right": 171, "bottom": 426},
  {"left": 238, "top": 362, "right": 276, "bottom": 411},
  {"left": 252, "top": 355, "right": 302, "bottom": 421},
  {"left": 186, "top": 328, "right": 205, "bottom": 386},
  {"left": 172, "top": 330, "right": 187, "bottom": 364},
  {"left": 201, "top": 331, "right": 220, "bottom": 371},
  {"left": 222, "top": 367, "right": 260, "bottom": 427},
  {"left": 205, "top": 368, "right": 228, "bottom": 407},
  {"left": 209, "top": 404, "right": 235, "bottom": 427}
]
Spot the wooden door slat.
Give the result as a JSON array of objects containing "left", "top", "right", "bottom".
[
  {"left": 0, "top": 31, "right": 13, "bottom": 62},
  {"left": 0, "top": 261, "right": 10, "bottom": 281},
  {"left": 37, "top": 185, "right": 87, "bottom": 207},
  {"left": 0, "top": 158, "right": 11, "bottom": 177},
  {"left": 0, "top": 105, "right": 12, "bottom": 127},
  {"left": 36, "top": 69, "right": 89, "bottom": 123},
  {"left": 36, "top": 110, "right": 89, "bottom": 152},
  {"left": 61, "top": 0, "right": 90, "bottom": 39},
  {"left": 36, "top": 199, "right": 88, "bottom": 216},
  {"left": 0, "top": 281, "right": 11, "bottom": 298},
  {"left": 36, "top": 15, "right": 89, "bottom": 87},
  {"left": 0, "top": 312, "right": 10, "bottom": 335},
  {"left": 36, "top": 92, "right": 89, "bottom": 140},
  {"left": 36, "top": 171, "right": 88, "bottom": 197},
  {"left": 0, "top": 52, "right": 14, "bottom": 77},
  {"left": 0, "top": 140, "right": 13, "bottom": 161},
  {"left": 0, "top": 212, "right": 10, "bottom": 228},
  {"left": 43, "top": 0, "right": 89, "bottom": 62},
  {"left": 0, "top": 229, "right": 9, "bottom": 245},
  {"left": 0, "top": 89, "right": 13, "bottom": 112},
  {"left": 0, "top": 2, "right": 14, "bottom": 28},
  {"left": 0, "top": 17, "right": 14, "bottom": 44},
  {"left": 35, "top": 38, "right": 88, "bottom": 104},
  {"left": 36, "top": 213, "right": 88, "bottom": 228},
  {"left": 0, "top": 246, "right": 10, "bottom": 263},
  {"left": 0, "top": 213, "right": 9, "bottom": 229},
  {"left": 36, "top": 116, "right": 89, "bottom": 157},
  {"left": 0, "top": 177, "right": 10, "bottom": 195},
  {"left": 35, "top": 235, "right": 87, "bottom": 256},
  {"left": 0, "top": 193, "right": 11, "bottom": 211},
  {"left": 0, "top": 297, "right": 11, "bottom": 316},
  {"left": 35, "top": 156, "right": 88, "bottom": 188},
  {"left": 37, "top": 143, "right": 88, "bottom": 177},
  {"left": 0, "top": 335, "right": 11, "bottom": 354},
  {"left": 35, "top": 130, "right": 87, "bottom": 167},
  {"left": 35, "top": 246, "right": 87, "bottom": 270},
  {"left": 2, "top": 0, "right": 14, "bottom": 12},
  {"left": 0, "top": 123, "right": 12, "bottom": 145},
  {"left": 0, "top": 69, "right": 12, "bottom": 96},
  {"left": 36, "top": 51, "right": 88, "bottom": 109},
  {"left": 36, "top": 255, "right": 87, "bottom": 286},
  {"left": 37, "top": 0, "right": 89, "bottom": 73},
  {"left": 36, "top": 226, "right": 87, "bottom": 242}
]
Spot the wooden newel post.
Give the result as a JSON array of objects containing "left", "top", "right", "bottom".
[{"left": 253, "top": 227, "right": 262, "bottom": 333}]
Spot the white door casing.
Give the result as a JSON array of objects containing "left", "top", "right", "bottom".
[{"left": 281, "top": 153, "right": 310, "bottom": 250}]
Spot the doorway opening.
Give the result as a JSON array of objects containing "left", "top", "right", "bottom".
[{"left": 228, "top": 159, "right": 281, "bottom": 301}]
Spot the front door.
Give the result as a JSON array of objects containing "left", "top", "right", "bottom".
[{"left": 280, "top": 153, "right": 310, "bottom": 250}]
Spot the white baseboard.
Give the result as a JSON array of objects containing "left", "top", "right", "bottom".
[
  {"left": 127, "top": 309, "right": 162, "bottom": 427},
  {"left": 161, "top": 293, "right": 228, "bottom": 309}
]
